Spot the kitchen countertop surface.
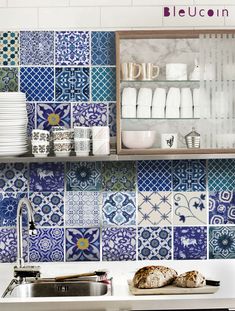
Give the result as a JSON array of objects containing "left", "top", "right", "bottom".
[{"left": 1, "top": 260, "right": 235, "bottom": 311}]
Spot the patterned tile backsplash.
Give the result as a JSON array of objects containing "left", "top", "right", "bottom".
[{"left": 0, "top": 30, "right": 235, "bottom": 263}]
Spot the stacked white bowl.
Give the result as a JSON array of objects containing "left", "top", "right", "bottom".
[
  {"left": 74, "top": 126, "right": 91, "bottom": 156},
  {"left": 0, "top": 92, "right": 28, "bottom": 157},
  {"left": 92, "top": 126, "right": 110, "bottom": 155}
]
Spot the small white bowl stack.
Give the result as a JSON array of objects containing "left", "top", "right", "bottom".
[{"left": 0, "top": 92, "right": 28, "bottom": 157}]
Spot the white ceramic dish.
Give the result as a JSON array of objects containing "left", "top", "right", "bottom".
[
  {"left": 54, "top": 151, "right": 71, "bottom": 157},
  {"left": 122, "top": 131, "right": 155, "bottom": 149}
]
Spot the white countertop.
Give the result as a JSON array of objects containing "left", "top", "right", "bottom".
[{"left": 1, "top": 260, "right": 235, "bottom": 311}]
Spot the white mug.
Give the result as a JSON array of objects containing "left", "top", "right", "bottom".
[
  {"left": 121, "top": 62, "right": 141, "bottom": 80},
  {"left": 161, "top": 133, "right": 178, "bottom": 149},
  {"left": 140, "top": 63, "right": 160, "bottom": 80},
  {"left": 166, "top": 63, "right": 187, "bottom": 80}
]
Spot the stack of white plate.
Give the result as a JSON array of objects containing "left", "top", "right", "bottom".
[{"left": 0, "top": 92, "right": 28, "bottom": 157}]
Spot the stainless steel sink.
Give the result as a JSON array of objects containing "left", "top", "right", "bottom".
[{"left": 3, "top": 280, "right": 112, "bottom": 298}]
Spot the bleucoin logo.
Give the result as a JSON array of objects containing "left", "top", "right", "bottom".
[{"left": 163, "top": 6, "right": 229, "bottom": 18}]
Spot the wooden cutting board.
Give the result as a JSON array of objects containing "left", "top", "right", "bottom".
[{"left": 128, "top": 280, "right": 219, "bottom": 295}]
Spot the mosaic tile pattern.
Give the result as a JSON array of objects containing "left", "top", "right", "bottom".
[
  {"left": 0, "top": 193, "right": 26, "bottom": 227},
  {"left": 102, "top": 227, "right": 136, "bottom": 261},
  {"left": 73, "top": 103, "right": 108, "bottom": 127},
  {"left": 29, "top": 228, "right": 64, "bottom": 262},
  {"left": 138, "top": 227, "right": 172, "bottom": 260},
  {"left": 0, "top": 68, "right": 18, "bottom": 91},
  {"left": 137, "top": 160, "right": 172, "bottom": 192},
  {"left": 209, "top": 226, "right": 235, "bottom": 259},
  {"left": 208, "top": 159, "right": 235, "bottom": 191},
  {"left": 20, "top": 67, "right": 54, "bottom": 102},
  {"left": 102, "top": 161, "right": 136, "bottom": 191},
  {"left": 0, "top": 228, "right": 17, "bottom": 263},
  {"left": 29, "top": 162, "right": 64, "bottom": 192},
  {"left": 91, "top": 67, "right": 116, "bottom": 101},
  {"left": 30, "top": 192, "right": 64, "bottom": 227},
  {"left": 65, "top": 192, "right": 100, "bottom": 227},
  {"left": 55, "top": 31, "right": 90, "bottom": 65},
  {"left": 0, "top": 31, "right": 19, "bottom": 65},
  {"left": 0, "top": 163, "right": 28, "bottom": 192},
  {"left": 109, "top": 102, "right": 116, "bottom": 137},
  {"left": 173, "top": 160, "right": 206, "bottom": 191},
  {"left": 20, "top": 31, "right": 54, "bottom": 65},
  {"left": 138, "top": 192, "right": 172, "bottom": 226},
  {"left": 102, "top": 192, "right": 136, "bottom": 226},
  {"left": 36, "top": 103, "right": 71, "bottom": 131},
  {"left": 173, "top": 192, "right": 207, "bottom": 226},
  {"left": 174, "top": 226, "right": 207, "bottom": 260},
  {"left": 209, "top": 191, "right": 235, "bottom": 224},
  {"left": 66, "top": 162, "right": 101, "bottom": 192},
  {"left": 26, "top": 102, "right": 35, "bottom": 136},
  {"left": 66, "top": 228, "right": 100, "bottom": 261},
  {"left": 91, "top": 31, "right": 115, "bottom": 65},
  {"left": 55, "top": 67, "right": 89, "bottom": 102}
]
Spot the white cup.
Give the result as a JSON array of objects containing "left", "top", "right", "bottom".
[
  {"left": 121, "top": 62, "right": 141, "bottom": 80},
  {"left": 140, "top": 63, "right": 160, "bottom": 80},
  {"left": 92, "top": 126, "right": 110, "bottom": 140},
  {"left": 122, "top": 106, "right": 136, "bottom": 118},
  {"left": 161, "top": 133, "right": 177, "bottom": 149},
  {"left": 166, "top": 63, "right": 187, "bottom": 80},
  {"left": 75, "top": 139, "right": 90, "bottom": 156},
  {"left": 74, "top": 126, "right": 90, "bottom": 139},
  {"left": 92, "top": 139, "right": 110, "bottom": 155}
]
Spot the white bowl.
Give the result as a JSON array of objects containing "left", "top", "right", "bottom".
[{"left": 122, "top": 131, "right": 155, "bottom": 149}]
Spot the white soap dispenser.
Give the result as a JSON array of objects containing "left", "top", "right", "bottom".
[{"left": 189, "top": 59, "right": 200, "bottom": 80}]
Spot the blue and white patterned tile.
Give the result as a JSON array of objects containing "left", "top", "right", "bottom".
[
  {"left": 0, "top": 163, "right": 28, "bottom": 192},
  {"left": 102, "top": 227, "right": 136, "bottom": 261},
  {"left": 208, "top": 159, "right": 235, "bottom": 191},
  {"left": 138, "top": 192, "right": 172, "bottom": 226},
  {"left": 209, "top": 226, "right": 235, "bottom": 259},
  {"left": 91, "top": 31, "right": 115, "bottom": 65},
  {"left": 91, "top": 67, "right": 116, "bottom": 101},
  {"left": 29, "top": 192, "right": 64, "bottom": 227},
  {"left": 36, "top": 103, "right": 71, "bottom": 131},
  {"left": 174, "top": 226, "right": 207, "bottom": 260},
  {"left": 55, "top": 31, "right": 90, "bottom": 65},
  {"left": 173, "top": 192, "right": 207, "bottom": 226},
  {"left": 55, "top": 67, "right": 89, "bottom": 102},
  {"left": 0, "top": 193, "right": 27, "bottom": 227},
  {"left": 20, "top": 31, "right": 54, "bottom": 65},
  {"left": 0, "top": 31, "right": 19, "bottom": 66},
  {"left": 0, "top": 68, "right": 18, "bottom": 91},
  {"left": 66, "top": 228, "right": 100, "bottom": 262},
  {"left": 108, "top": 102, "right": 116, "bottom": 137},
  {"left": 209, "top": 191, "right": 235, "bottom": 224},
  {"left": 29, "top": 162, "right": 64, "bottom": 192},
  {"left": 173, "top": 160, "right": 206, "bottom": 191},
  {"left": 20, "top": 67, "right": 54, "bottom": 102},
  {"left": 65, "top": 191, "right": 100, "bottom": 227},
  {"left": 66, "top": 162, "right": 101, "bottom": 192},
  {"left": 26, "top": 102, "right": 36, "bottom": 136},
  {"left": 137, "top": 160, "right": 172, "bottom": 192},
  {"left": 138, "top": 227, "right": 172, "bottom": 260},
  {"left": 29, "top": 228, "right": 64, "bottom": 262},
  {"left": 102, "top": 192, "right": 136, "bottom": 226},
  {"left": 73, "top": 103, "right": 108, "bottom": 127}
]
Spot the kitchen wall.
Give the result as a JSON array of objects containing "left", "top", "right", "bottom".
[{"left": 0, "top": 1, "right": 235, "bottom": 264}]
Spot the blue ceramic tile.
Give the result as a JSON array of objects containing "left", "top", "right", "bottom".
[
  {"left": 138, "top": 227, "right": 172, "bottom": 260},
  {"left": 65, "top": 191, "right": 100, "bottom": 227},
  {"left": 29, "top": 162, "right": 65, "bottom": 192},
  {"left": 0, "top": 163, "right": 28, "bottom": 192},
  {"left": 102, "top": 192, "right": 136, "bottom": 226},
  {"left": 26, "top": 102, "right": 36, "bottom": 136},
  {"left": 173, "top": 160, "right": 206, "bottom": 191},
  {"left": 0, "top": 68, "right": 18, "bottom": 91},
  {"left": 208, "top": 159, "right": 235, "bottom": 191},
  {"left": 29, "top": 228, "right": 64, "bottom": 262},
  {"left": 209, "top": 191, "right": 235, "bottom": 224},
  {"left": 137, "top": 160, "right": 172, "bottom": 192},
  {"left": 73, "top": 103, "right": 108, "bottom": 127},
  {"left": 66, "top": 162, "right": 101, "bottom": 191},
  {"left": 29, "top": 192, "right": 64, "bottom": 227},
  {"left": 91, "top": 67, "right": 116, "bottom": 101},
  {"left": 108, "top": 102, "right": 116, "bottom": 137},
  {"left": 209, "top": 226, "right": 235, "bottom": 259},
  {"left": 0, "top": 228, "right": 17, "bottom": 262},
  {"left": 20, "top": 67, "right": 54, "bottom": 102},
  {"left": 20, "top": 31, "right": 54, "bottom": 65},
  {"left": 138, "top": 192, "right": 172, "bottom": 226},
  {"left": 36, "top": 103, "right": 71, "bottom": 131},
  {"left": 55, "top": 67, "right": 89, "bottom": 102},
  {"left": 91, "top": 31, "right": 115, "bottom": 65},
  {"left": 55, "top": 31, "right": 90, "bottom": 65},
  {"left": 173, "top": 192, "right": 207, "bottom": 226},
  {"left": 66, "top": 228, "right": 100, "bottom": 262},
  {"left": 0, "top": 31, "right": 19, "bottom": 66},
  {"left": 102, "top": 227, "right": 136, "bottom": 261},
  {"left": 174, "top": 226, "right": 207, "bottom": 260}
]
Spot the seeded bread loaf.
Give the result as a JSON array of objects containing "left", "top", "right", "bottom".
[
  {"left": 133, "top": 266, "right": 178, "bottom": 289},
  {"left": 174, "top": 270, "right": 206, "bottom": 288}
]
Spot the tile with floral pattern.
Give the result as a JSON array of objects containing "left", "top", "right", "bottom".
[
  {"left": 209, "top": 226, "right": 235, "bottom": 259},
  {"left": 0, "top": 68, "right": 18, "bottom": 92},
  {"left": 91, "top": 67, "right": 116, "bottom": 101},
  {"left": 66, "top": 228, "right": 100, "bottom": 261},
  {"left": 73, "top": 103, "right": 108, "bottom": 127},
  {"left": 26, "top": 102, "right": 35, "bottom": 136},
  {"left": 91, "top": 31, "right": 115, "bottom": 65},
  {"left": 0, "top": 31, "right": 19, "bottom": 65},
  {"left": 0, "top": 163, "right": 28, "bottom": 192},
  {"left": 208, "top": 159, "right": 235, "bottom": 191},
  {"left": 108, "top": 102, "right": 116, "bottom": 137},
  {"left": 209, "top": 191, "right": 235, "bottom": 224},
  {"left": 102, "top": 227, "right": 136, "bottom": 261}
]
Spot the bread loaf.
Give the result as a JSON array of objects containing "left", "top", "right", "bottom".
[
  {"left": 174, "top": 270, "right": 206, "bottom": 288},
  {"left": 133, "top": 266, "right": 178, "bottom": 289}
]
